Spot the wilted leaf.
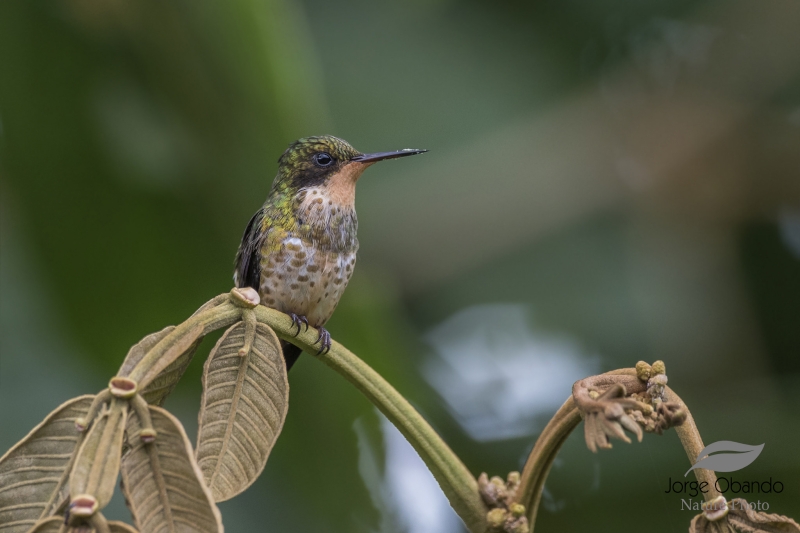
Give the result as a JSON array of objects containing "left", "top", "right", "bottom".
[
  {"left": 727, "top": 498, "right": 800, "bottom": 532},
  {"left": 117, "top": 326, "right": 203, "bottom": 406},
  {"left": 0, "top": 396, "right": 93, "bottom": 533},
  {"left": 140, "top": 340, "right": 203, "bottom": 407},
  {"left": 689, "top": 498, "right": 800, "bottom": 532},
  {"left": 579, "top": 384, "right": 643, "bottom": 453},
  {"left": 190, "top": 294, "right": 231, "bottom": 317},
  {"left": 196, "top": 322, "right": 288, "bottom": 501},
  {"left": 118, "top": 327, "right": 174, "bottom": 377},
  {"left": 121, "top": 405, "right": 222, "bottom": 533},
  {"left": 69, "top": 400, "right": 128, "bottom": 510},
  {"left": 137, "top": 325, "right": 206, "bottom": 391},
  {"left": 26, "top": 516, "right": 139, "bottom": 533}
]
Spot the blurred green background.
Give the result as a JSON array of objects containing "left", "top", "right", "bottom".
[{"left": 2, "top": 0, "right": 799, "bottom": 531}]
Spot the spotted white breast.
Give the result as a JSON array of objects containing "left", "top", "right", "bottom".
[{"left": 258, "top": 235, "right": 356, "bottom": 327}]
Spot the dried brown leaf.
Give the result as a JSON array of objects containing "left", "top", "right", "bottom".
[
  {"left": 118, "top": 327, "right": 174, "bottom": 378},
  {"left": 690, "top": 499, "right": 800, "bottom": 533},
  {"left": 69, "top": 400, "right": 128, "bottom": 510},
  {"left": 728, "top": 498, "right": 800, "bottom": 532},
  {"left": 0, "top": 396, "right": 93, "bottom": 533},
  {"left": 690, "top": 512, "right": 731, "bottom": 533},
  {"left": 120, "top": 405, "right": 222, "bottom": 533},
  {"left": 117, "top": 326, "right": 203, "bottom": 406},
  {"left": 196, "top": 322, "right": 288, "bottom": 501},
  {"left": 26, "top": 516, "right": 139, "bottom": 533}
]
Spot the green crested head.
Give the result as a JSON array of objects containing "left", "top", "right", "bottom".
[
  {"left": 270, "top": 135, "right": 427, "bottom": 194},
  {"left": 275, "top": 136, "right": 361, "bottom": 190}
]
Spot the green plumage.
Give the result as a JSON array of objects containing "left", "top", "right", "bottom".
[{"left": 234, "top": 135, "right": 426, "bottom": 368}]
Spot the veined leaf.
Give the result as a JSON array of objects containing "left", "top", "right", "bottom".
[
  {"left": 196, "top": 322, "right": 288, "bottom": 502},
  {"left": 26, "top": 516, "right": 139, "bottom": 533},
  {"left": 118, "top": 327, "right": 175, "bottom": 377},
  {"left": 0, "top": 396, "right": 93, "bottom": 533},
  {"left": 120, "top": 406, "right": 222, "bottom": 533},
  {"left": 117, "top": 326, "right": 203, "bottom": 406},
  {"left": 69, "top": 400, "right": 128, "bottom": 509}
]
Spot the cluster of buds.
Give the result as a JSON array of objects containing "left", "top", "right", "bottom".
[
  {"left": 478, "top": 472, "right": 528, "bottom": 533},
  {"left": 628, "top": 360, "right": 687, "bottom": 434},
  {"left": 576, "top": 361, "right": 686, "bottom": 452}
]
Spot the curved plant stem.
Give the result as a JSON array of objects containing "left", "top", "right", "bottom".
[
  {"left": 517, "top": 397, "right": 581, "bottom": 530},
  {"left": 517, "top": 368, "right": 714, "bottom": 531},
  {"left": 517, "top": 368, "right": 638, "bottom": 528},
  {"left": 115, "top": 292, "right": 719, "bottom": 532},
  {"left": 127, "top": 300, "right": 241, "bottom": 387},
  {"left": 252, "top": 305, "right": 488, "bottom": 533},
  {"left": 664, "top": 386, "right": 720, "bottom": 502}
]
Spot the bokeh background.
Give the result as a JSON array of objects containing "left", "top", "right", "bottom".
[{"left": 2, "top": 0, "right": 799, "bottom": 531}]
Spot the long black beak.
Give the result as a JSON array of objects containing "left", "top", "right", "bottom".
[{"left": 350, "top": 148, "right": 427, "bottom": 163}]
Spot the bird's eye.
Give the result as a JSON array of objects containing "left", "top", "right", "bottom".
[{"left": 314, "top": 152, "right": 334, "bottom": 167}]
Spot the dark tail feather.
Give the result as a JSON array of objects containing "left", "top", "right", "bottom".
[{"left": 281, "top": 341, "right": 302, "bottom": 371}]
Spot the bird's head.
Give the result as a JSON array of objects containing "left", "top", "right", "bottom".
[{"left": 273, "top": 135, "right": 426, "bottom": 205}]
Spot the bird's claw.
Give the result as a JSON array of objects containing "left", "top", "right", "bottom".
[
  {"left": 290, "top": 313, "right": 309, "bottom": 335},
  {"left": 314, "top": 327, "right": 331, "bottom": 355}
]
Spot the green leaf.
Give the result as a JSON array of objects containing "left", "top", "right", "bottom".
[
  {"left": 120, "top": 406, "right": 222, "bottom": 533},
  {"left": 196, "top": 322, "right": 288, "bottom": 501},
  {"left": 0, "top": 396, "right": 93, "bottom": 533}
]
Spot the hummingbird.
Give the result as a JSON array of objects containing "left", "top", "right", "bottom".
[{"left": 234, "top": 135, "right": 426, "bottom": 370}]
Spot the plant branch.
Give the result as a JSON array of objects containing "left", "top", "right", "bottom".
[
  {"left": 664, "top": 386, "right": 721, "bottom": 502},
  {"left": 517, "top": 368, "right": 639, "bottom": 529},
  {"left": 516, "top": 397, "right": 580, "bottom": 529},
  {"left": 126, "top": 300, "right": 240, "bottom": 387},
  {"left": 517, "top": 367, "right": 694, "bottom": 531},
  {"left": 251, "top": 305, "right": 488, "bottom": 533}
]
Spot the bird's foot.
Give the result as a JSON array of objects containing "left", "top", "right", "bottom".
[
  {"left": 289, "top": 313, "right": 310, "bottom": 335},
  {"left": 313, "top": 327, "right": 331, "bottom": 355}
]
